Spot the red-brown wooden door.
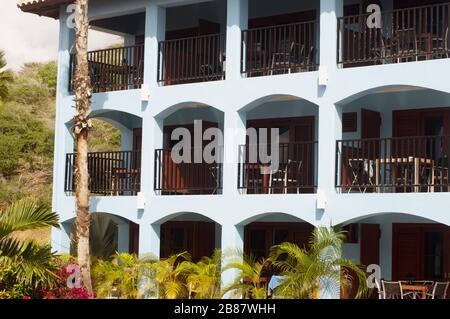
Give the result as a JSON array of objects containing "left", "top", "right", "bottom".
[
  {"left": 361, "top": 224, "right": 381, "bottom": 299},
  {"left": 128, "top": 222, "right": 140, "bottom": 255},
  {"left": 392, "top": 223, "right": 450, "bottom": 287},
  {"left": 160, "top": 221, "right": 215, "bottom": 261},
  {"left": 162, "top": 121, "right": 218, "bottom": 194}
]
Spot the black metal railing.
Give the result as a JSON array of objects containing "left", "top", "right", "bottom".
[
  {"left": 154, "top": 148, "right": 223, "bottom": 195},
  {"left": 336, "top": 136, "right": 450, "bottom": 193},
  {"left": 65, "top": 151, "right": 141, "bottom": 196},
  {"left": 158, "top": 33, "right": 225, "bottom": 85},
  {"left": 337, "top": 2, "right": 450, "bottom": 67},
  {"left": 69, "top": 44, "right": 145, "bottom": 93},
  {"left": 238, "top": 142, "right": 318, "bottom": 194},
  {"left": 242, "top": 21, "right": 318, "bottom": 77}
]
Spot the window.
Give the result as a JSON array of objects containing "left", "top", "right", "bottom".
[{"left": 343, "top": 112, "right": 357, "bottom": 133}]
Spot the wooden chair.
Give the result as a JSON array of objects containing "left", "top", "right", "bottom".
[
  {"left": 432, "top": 26, "right": 449, "bottom": 58},
  {"left": 268, "top": 160, "right": 303, "bottom": 194},
  {"left": 395, "top": 28, "right": 419, "bottom": 62},
  {"left": 269, "top": 41, "right": 297, "bottom": 75}
]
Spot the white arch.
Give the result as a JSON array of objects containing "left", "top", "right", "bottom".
[
  {"left": 334, "top": 211, "right": 450, "bottom": 227},
  {"left": 238, "top": 93, "right": 319, "bottom": 114},
  {"left": 237, "top": 212, "right": 315, "bottom": 227},
  {"left": 151, "top": 211, "right": 222, "bottom": 226},
  {"left": 154, "top": 101, "right": 224, "bottom": 121},
  {"left": 335, "top": 84, "right": 450, "bottom": 106}
]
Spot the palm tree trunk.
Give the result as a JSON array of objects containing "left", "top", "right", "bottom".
[{"left": 73, "top": 0, "right": 93, "bottom": 296}]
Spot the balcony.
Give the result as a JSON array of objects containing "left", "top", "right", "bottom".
[
  {"left": 336, "top": 136, "right": 450, "bottom": 193},
  {"left": 242, "top": 21, "right": 318, "bottom": 77},
  {"left": 238, "top": 141, "right": 318, "bottom": 194},
  {"left": 337, "top": 2, "right": 450, "bottom": 67},
  {"left": 154, "top": 148, "right": 223, "bottom": 195},
  {"left": 69, "top": 44, "right": 145, "bottom": 93},
  {"left": 65, "top": 151, "right": 141, "bottom": 196},
  {"left": 158, "top": 33, "right": 226, "bottom": 85}
]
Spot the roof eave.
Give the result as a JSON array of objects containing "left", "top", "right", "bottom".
[{"left": 18, "top": 0, "right": 73, "bottom": 19}]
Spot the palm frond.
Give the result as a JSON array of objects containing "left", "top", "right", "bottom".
[{"left": 0, "top": 200, "right": 59, "bottom": 237}]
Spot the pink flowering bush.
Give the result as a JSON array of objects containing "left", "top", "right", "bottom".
[{"left": 40, "top": 257, "right": 94, "bottom": 299}]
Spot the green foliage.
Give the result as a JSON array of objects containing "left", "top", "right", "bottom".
[
  {"left": 180, "top": 249, "right": 222, "bottom": 299},
  {"left": 0, "top": 50, "right": 13, "bottom": 101},
  {"left": 88, "top": 119, "right": 121, "bottom": 152},
  {"left": 0, "top": 104, "right": 54, "bottom": 176},
  {"left": 7, "top": 62, "right": 56, "bottom": 106},
  {"left": 70, "top": 214, "right": 119, "bottom": 260},
  {"left": 222, "top": 249, "right": 269, "bottom": 299},
  {"left": 144, "top": 252, "right": 192, "bottom": 299},
  {"left": 36, "top": 62, "right": 58, "bottom": 94},
  {"left": 92, "top": 253, "right": 157, "bottom": 299},
  {"left": 0, "top": 200, "right": 60, "bottom": 296},
  {"left": 269, "top": 226, "right": 369, "bottom": 299}
]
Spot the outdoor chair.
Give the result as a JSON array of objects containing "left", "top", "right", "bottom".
[
  {"left": 427, "top": 281, "right": 449, "bottom": 299},
  {"left": 431, "top": 26, "right": 449, "bottom": 59},
  {"left": 269, "top": 40, "right": 298, "bottom": 75},
  {"left": 268, "top": 159, "right": 303, "bottom": 194},
  {"left": 375, "top": 278, "right": 384, "bottom": 299},
  {"left": 382, "top": 280, "right": 403, "bottom": 299},
  {"left": 395, "top": 28, "right": 419, "bottom": 62}
]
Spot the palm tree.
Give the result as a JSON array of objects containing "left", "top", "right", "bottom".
[
  {"left": 0, "top": 200, "right": 59, "bottom": 290},
  {"left": 92, "top": 253, "right": 156, "bottom": 299},
  {"left": 222, "top": 249, "right": 269, "bottom": 299},
  {"left": 145, "top": 252, "right": 191, "bottom": 299},
  {"left": 0, "top": 50, "right": 13, "bottom": 101},
  {"left": 72, "top": 0, "right": 94, "bottom": 295},
  {"left": 180, "top": 249, "right": 222, "bottom": 299},
  {"left": 269, "top": 226, "right": 368, "bottom": 299},
  {"left": 71, "top": 214, "right": 118, "bottom": 260}
]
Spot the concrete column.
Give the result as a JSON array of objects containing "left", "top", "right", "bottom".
[
  {"left": 317, "top": 100, "right": 342, "bottom": 203},
  {"left": 144, "top": 4, "right": 166, "bottom": 90},
  {"left": 222, "top": 111, "right": 247, "bottom": 196},
  {"left": 140, "top": 117, "right": 164, "bottom": 200},
  {"left": 226, "top": 0, "right": 248, "bottom": 81},
  {"left": 117, "top": 222, "right": 130, "bottom": 253},
  {"left": 319, "top": 0, "right": 343, "bottom": 71},
  {"left": 139, "top": 223, "right": 161, "bottom": 258},
  {"left": 221, "top": 223, "right": 244, "bottom": 289},
  {"left": 52, "top": 8, "right": 75, "bottom": 212}
]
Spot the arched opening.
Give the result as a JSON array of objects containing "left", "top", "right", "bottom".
[
  {"left": 155, "top": 103, "right": 224, "bottom": 195},
  {"left": 336, "top": 86, "right": 450, "bottom": 194},
  {"left": 239, "top": 212, "right": 314, "bottom": 260},
  {"left": 156, "top": 213, "right": 221, "bottom": 261},
  {"left": 338, "top": 212, "right": 450, "bottom": 298},
  {"left": 239, "top": 95, "right": 318, "bottom": 194},
  {"left": 67, "top": 213, "right": 140, "bottom": 260},
  {"left": 65, "top": 110, "right": 142, "bottom": 196}
]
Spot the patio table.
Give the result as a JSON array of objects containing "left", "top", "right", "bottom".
[
  {"left": 374, "top": 156, "right": 435, "bottom": 193},
  {"left": 401, "top": 284, "right": 428, "bottom": 299}
]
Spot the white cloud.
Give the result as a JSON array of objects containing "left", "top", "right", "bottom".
[{"left": 0, "top": 0, "right": 122, "bottom": 71}]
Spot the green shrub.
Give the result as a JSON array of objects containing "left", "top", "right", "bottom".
[
  {"left": 0, "top": 104, "right": 54, "bottom": 176},
  {"left": 7, "top": 62, "right": 57, "bottom": 106}
]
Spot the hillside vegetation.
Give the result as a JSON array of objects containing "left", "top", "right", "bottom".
[{"left": 0, "top": 59, "right": 120, "bottom": 244}]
